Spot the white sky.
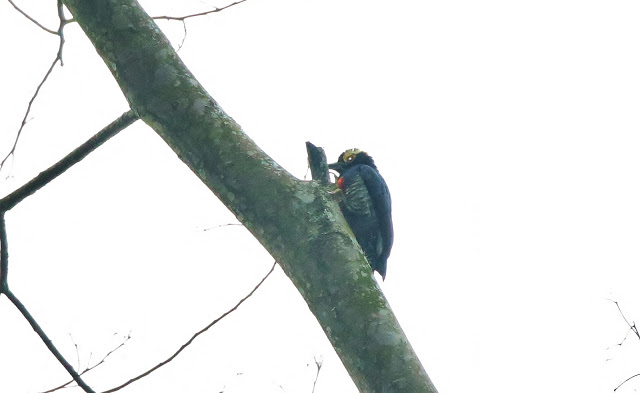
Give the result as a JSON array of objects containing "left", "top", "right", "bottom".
[{"left": 1, "top": 1, "right": 640, "bottom": 392}]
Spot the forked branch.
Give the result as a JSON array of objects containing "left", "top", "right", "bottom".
[{"left": 1, "top": 0, "right": 72, "bottom": 173}]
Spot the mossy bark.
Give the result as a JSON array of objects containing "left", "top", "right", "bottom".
[{"left": 61, "top": 1, "right": 438, "bottom": 392}]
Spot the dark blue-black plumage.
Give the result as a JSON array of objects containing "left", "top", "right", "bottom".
[{"left": 329, "top": 149, "right": 393, "bottom": 279}]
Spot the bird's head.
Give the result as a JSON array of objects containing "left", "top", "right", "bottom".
[{"left": 328, "top": 148, "right": 377, "bottom": 175}]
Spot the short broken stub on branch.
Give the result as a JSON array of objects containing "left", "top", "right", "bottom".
[{"left": 306, "top": 141, "right": 330, "bottom": 185}]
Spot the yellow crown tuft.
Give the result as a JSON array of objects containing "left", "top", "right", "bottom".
[{"left": 342, "top": 148, "right": 367, "bottom": 163}]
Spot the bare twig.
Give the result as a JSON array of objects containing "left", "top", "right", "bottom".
[
  {"left": 0, "top": 54, "right": 59, "bottom": 172},
  {"left": 7, "top": 0, "right": 58, "bottom": 34},
  {"left": 40, "top": 334, "right": 131, "bottom": 393},
  {"left": 152, "top": 0, "right": 247, "bottom": 21},
  {"left": 70, "top": 334, "right": 81, "bottom": 375},
  {"left": 177, "top": 20, "right": 188, "bottom": 50},
  {"left": 202, "top": 223, "right": 243, "bottom": 231},
  {"left": 1, "top": 0, "right": 71, "bottom": 173},
  {"left": 311, "top": 356, "right": 323, "bottom": 393},
  {"left": 2, "top": 0, "right": 243, "bottom": 173},
  {"left": 4, "top": 289, "right": 96, "bottom": 393},
  {"left": 152, "top": 0, "right": 248, "bottom": 51},
  {"left": 0, "top": 110, "right": 138, "bottom": 211},
  {"left": 103, "top": 261, "right": 277, "bottom": 393},
  {"left": 615, "top": 373, "right": 640, "bottom": 392},
  {"left": 611, "top": 300, "right": 640, "bottom": 391},
  {"left": 614, "top": 300, "right": 640, "bottom": 341}
]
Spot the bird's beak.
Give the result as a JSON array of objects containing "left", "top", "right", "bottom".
[{"left": 328, "top": 161, "right": 345, "bottom": 173}]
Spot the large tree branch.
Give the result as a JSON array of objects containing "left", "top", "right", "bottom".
[{"left": 60, "top": 1, "right": 437, "bottom": 392}]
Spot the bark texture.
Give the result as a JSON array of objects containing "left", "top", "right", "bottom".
[{"left": 61, "top": 1, "right": 438, "bottom": 392}]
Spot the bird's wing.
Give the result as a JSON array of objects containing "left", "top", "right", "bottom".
[{"left": 359, "top": 166, "right": 394, "bottom": 260}]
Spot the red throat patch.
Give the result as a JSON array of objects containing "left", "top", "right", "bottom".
[{"left": 337, "top": 177, "right": 345, "bottom": 190}]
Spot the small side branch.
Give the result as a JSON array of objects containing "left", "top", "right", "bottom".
[
  {"left": 202, "top": 222, "right": 243, "bottom": 231},
  {"left": 1, "top": 216, "right": 93, "bottom": 391},
  {"left": 102, "top": 261, "right": 277, "bottom": 393},
  {"left": 311, "top": 356, "right": 323, "bottom": 393},
  {"left": 4, "top": 289, "right": 96, "bottom": 393},
  {"left": 613, "top": 300, "right": 640, "bottom": 341},
  {"left": 1, "top": 0, "right": 72, "bottom": 172},
  {"left": 0, "top": 112, "right": 137, "bottom": 391},
  {"left": 614, "top": 373, "right": 640, "bottom": 392},
  {"left": 40, "top": 334, "right": 131, "bottom": 393},
  {"left": 0, "top": 52, "right": 60, "bottom": 172},
  {"left": 305, "top": 142, "right": 330, "bottom": 184},
  {"left": 7, "top": 0, "right": 58, "bottom": 34},
  {"left": 611, "top": 300, "right": 640, "bottom": 391},
  {"left": 152, "top": 0, "right": 247, "bottom": 21},
  {"left": 55, "top": 0, "right": 67, "bottom": 65},
  {"left": 0, "top": 212, "right": 8, "bottom": 292},
  {"left": 0, "top": 110, "right": 138, "bottom": 211},
  {"left": 151, "top": 0, "right": 248, "bottom": 50}
]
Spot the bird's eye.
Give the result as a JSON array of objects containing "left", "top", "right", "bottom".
[{"left": 346, "top": 155, "right": 354, "bottom": 162}]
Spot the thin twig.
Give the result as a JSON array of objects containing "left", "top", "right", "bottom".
[
  {"left": 7, "top": 0, "right": 58, "bottom": 34},
  {"left": 5, "top": 289, "right": 96, "bottom": 393},
  {"left": 615, "top": 373, "right": 640, "bottom": 392},
  {"left": 40, "top": 334, "right": 131, "bottom": 393},
  {"left": 611, "top": 300, "right": 640, "bottom": 391},
  {"left": 0, "top": 55, "right": 59, "bottom": 172},
  {"left": 0, "top": 110, "right": 139, "bottom": 211},
  {"left": 177, "top": 20, "right": 188, "bottom": 50},
  {"left": 102, "top": 261, "right": 277, "bottom": 393},
  {"left": 614, "top": 300, "right": 640, "bottom": 340},
  {"left": 202, "top": 223, "right": 243, "bottom": 231},
  {"left": 70, "top": 334, "right": 81, "bottom": 375},
  {"left": 152, "top": 0, "right": 247, "bottom": 21},
  {"left": 1, "top": 0, "right": 70, "bottom": 173},
  {"left": 311, "top": 356, "right": 323, "bottom": 393},
  {"left": 153, "top": 0, "right": 247, "bottom": 50}
]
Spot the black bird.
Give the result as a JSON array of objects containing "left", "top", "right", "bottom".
[{"left": 328, "top": 149, "right": 393, "bottom": 279}]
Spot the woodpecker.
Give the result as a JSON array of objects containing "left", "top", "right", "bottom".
[{"left": 328, "top": 149, "right": 393, "bottom": 279}]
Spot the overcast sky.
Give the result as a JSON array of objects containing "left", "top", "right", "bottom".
[{"left": 2, "top": 1, "right": 640, "bottom": 393}]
